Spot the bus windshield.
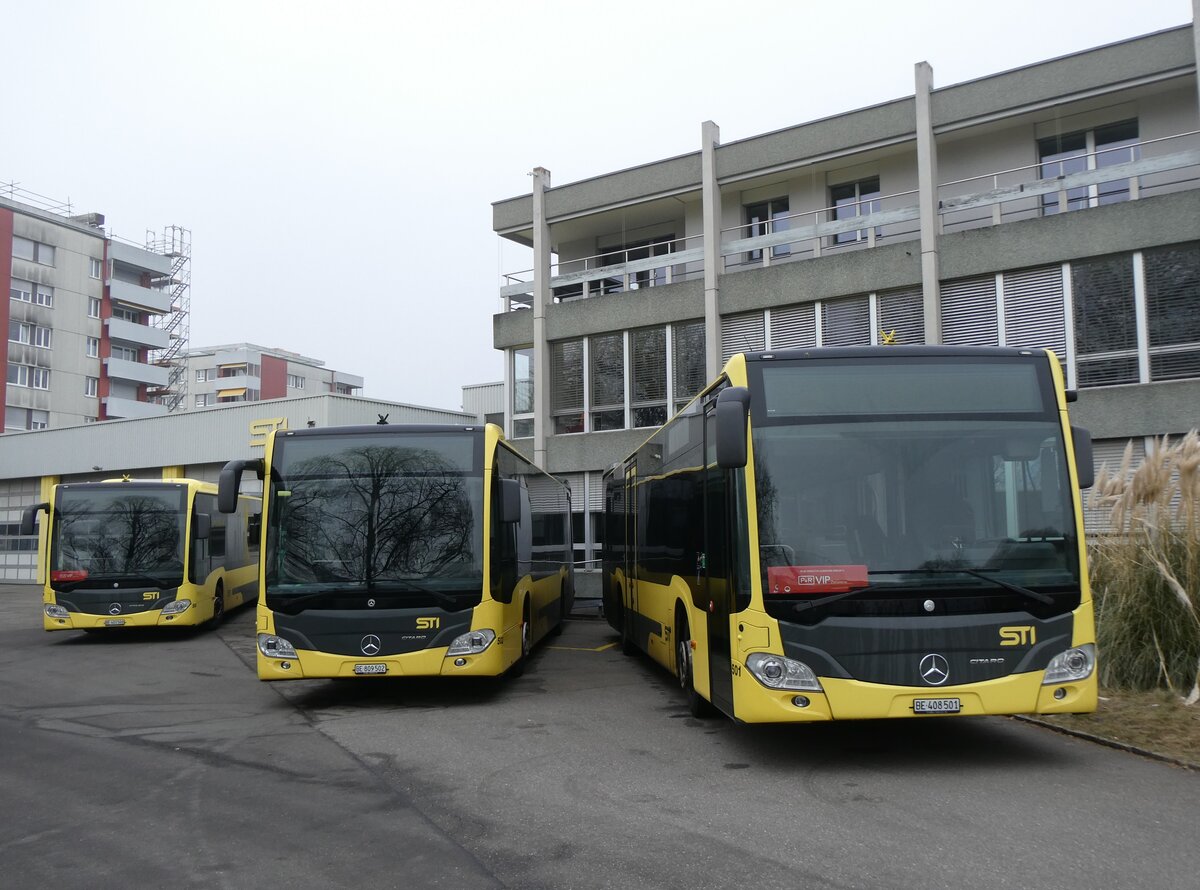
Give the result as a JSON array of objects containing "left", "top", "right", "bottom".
[
  {"left": 50, "top": 486, "right": 186, "bottom": 587},
  {"left": 266, "top": 432, "right": 485, "bottom": 608},
  {"left": 750, "top": 357, "right": 1080, "bottom": 617}
]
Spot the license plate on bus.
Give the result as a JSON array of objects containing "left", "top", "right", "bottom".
[
  {"left": 104, "top": 619, "right": 125, "bottom": 627},
  {"left": 353, "top": 663, "right": 388, "bottom": 675},
  {"left": 913, "top": 697, "right": 961, "bottom": 714}
]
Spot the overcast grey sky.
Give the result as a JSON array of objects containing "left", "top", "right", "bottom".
[{"left": 4, "top": 0, "right": 1193, "bottom": 410}]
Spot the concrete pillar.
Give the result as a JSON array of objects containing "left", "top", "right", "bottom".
[
  {"left": 701, "top": 121, "right": 723, "bottom": 379},
  {"left": 915, "top": 62, "right": 943, "bottom": 344},
  {"left": 1193, "top": 2, "right": 1200, "bottom": 124},
  {"left": 531, "top": 167, "right": 552, "bottom": 468}
]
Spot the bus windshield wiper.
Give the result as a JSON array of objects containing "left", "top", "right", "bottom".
[
  {"left": 791, "top": 580, "right": 907, "bottom": 613},
  {"left": 908, "top": 568, "right": 1055, "bottom": 606}
]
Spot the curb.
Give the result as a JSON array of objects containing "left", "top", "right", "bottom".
[{"left": 1013, "top": 714, "right": 1200, "bottom": 771}]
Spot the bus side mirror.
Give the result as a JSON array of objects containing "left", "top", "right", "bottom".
[
  {"left": 194, "top": 512, "right": 211, "bottom": 540},
  {"left": 1072, "top": 426, "right": 1094, "bottom": 490},
  {"left": 21, "top": 502, "right": 49, "bottom": 536},
  {"left": 218, "top": 459, "right": 263, "bottom": 513},
  {"left": 716, "top": 387, "right": 752, "bottom": 469},
  {"left": 499, "top": 478, "right": 522, "bottom": 523}
]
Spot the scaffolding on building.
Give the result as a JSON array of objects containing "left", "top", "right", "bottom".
[{"left": 145, "top": 226, "right": 192, "bottom": 412}]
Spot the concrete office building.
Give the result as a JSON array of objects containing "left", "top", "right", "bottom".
[
  {"left": 186, "top": 343, "right": 364, "bottom": 408},
  {"left": 4, "top": 189, "right": 191, "bottom": 429},
  {"left": 0, "top": 394, "right": 475, "bottom": 582},
  {"left": 492, "top": 20, "right": 1200, "bottom": 574}
]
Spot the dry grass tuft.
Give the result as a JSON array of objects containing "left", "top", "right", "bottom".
[{"left": 1087, "top": 431, "right": 1200, "bottom": 704}]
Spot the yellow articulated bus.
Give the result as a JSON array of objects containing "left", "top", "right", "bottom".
[
  {"left": 603, "top": 346, "right": 1098, "bottom": 723},
  {"left": 22, "top": 477, "right": 260, "bottom": 632},
  {"left": 217, "top": 423, "right": 573, "bottom": 681}
]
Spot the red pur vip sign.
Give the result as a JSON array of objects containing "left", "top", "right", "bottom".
[{"left": 767, "top": 565, "right": 870, "bottom": 595}]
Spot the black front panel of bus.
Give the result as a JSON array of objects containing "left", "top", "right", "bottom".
[
  {"left": 54, "top": 587, "right": 180, "bottom": 615},
  {"left": 777, "top": 612, "right": 1074, "bottom": 686},
  {"left": 273, "top": 609, "right": 474, "bottom": 657}
]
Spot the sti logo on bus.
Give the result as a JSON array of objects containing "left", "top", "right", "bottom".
[
  {"left": 999, "top": 626, "right": 1036, "bottom": 646},
  {"left": 416, "top": 617, "right": 441, "bottom": 630}
]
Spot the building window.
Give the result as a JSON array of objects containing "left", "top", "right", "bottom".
[
  {"left": 111, "top": 306, "right": 141, "bottom": 323},
  {"left": 551, "top": 340, "right": 584, "bottom": 434},
  {"left": 830, "top": 177, "right": 881, "bottom": 245},
  {"left": 33, "top": 286, "right": 53, "bottom": 307},
  {"left": 512, "top": 347, "right": 534, "bottom": 437},
  {"left": 7, "top": 364, "right": 51, "bottom": 390},
  {"left": 85, "top": 377, "right": 99, "bottom": 398},
  {"left": 88, "top": 297, "right": 101, "bottom": 318},
  {"left": 672, "top": 320, "right": 707, "bottom": 412},
  {"left": 12, "top": 236, "right": 55, "bottom": 266},
  {"left": 1072, "top": 254, "right": 1138, "bottom": 387},
  {"left": 589, "top": 333, "right": 624, "bottom": 431},
  {"left": 195, "top": 393, "right": 212, "bottom": 407},
  {"left": 90, "top": 258, "right": 103, "bottom": 279},
  {"left": 10, "top": 278, "right": 33, "bottom": 303},
  {"left": 196, "top": 368, "right": 216, "bottom": 382},
  {"left": 1039, "top": 120, "right": 1139, "bottom": 214},
  {"left": 219, "top": 364, "right": 246, "bottom": 378},
  {"left": 29, "top": 410, "right": 49, "bottom": 430},
  {"left": 86, "top": 337, "right": 99, "bottom": 358},
  {"left": 3, "top": 408, "right": 49, "bottom": 432},
  {"left": 630, "top": 327, "right": 667, "bottom": 428},
  {"left": 8, "top": 321, "right": 52, "bottom": 348},
  {"left": 287, "top": 374, "right": 305, "bottom": 389},
  {"left": 745, "top": 198, "right": 790, "bottom": 262},
  {"left": 1143, "top": 242, "right": 1200, "bottom": 381},
  {"left": 111, "top": 345, "right": 139, "bottom": 362}
]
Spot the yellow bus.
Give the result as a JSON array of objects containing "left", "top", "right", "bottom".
[
  {"left": 603, "top": 346, "right": 1098, "bottom": 722},
  {"left": 218, "top": 423, "right": 573, "bottom": 681},
  {"left": 22, "top": 477, "right": 260, "bottom": 631}
]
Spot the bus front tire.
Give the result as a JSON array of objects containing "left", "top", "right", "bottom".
[
  {"left": 676, "top": 609, "right": 715, "bottom": 718},
  {"left": 509, "top": 599, "right": 532, "bottom": 678},
  {"left": 208, "top": 583, "right": 225, "bottom": 628}
]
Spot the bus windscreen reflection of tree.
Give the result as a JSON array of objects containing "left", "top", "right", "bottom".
[
  {"left": 61, "top": 496, "right": 181, "bottom": 575},
  {"left": 280, "top": 446, "right": 475, "bottom": 584}
]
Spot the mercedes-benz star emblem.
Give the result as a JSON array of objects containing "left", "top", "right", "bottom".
[
  {"left": 919, "top": 653, "right": 950, "bottom": 686},
  {"left": 109, "top": 603, "right": 122, "bottom": 615},
  {"left": 360, "top": 634, "right": 382, "bottom": 656}
]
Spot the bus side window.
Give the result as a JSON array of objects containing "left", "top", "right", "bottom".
[{"left": 247, "top": 512, "right": 262, "bottom": 551}]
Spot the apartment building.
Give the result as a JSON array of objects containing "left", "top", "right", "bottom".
[
  {"left": 492, "top": 22, "right": 1200, "bottom": 577},
  {"left": 4, "top": 192, "right": 189, "bottom": 431},
  {"left": 185, "top": 343, "right": 363, "bottom": 408}
]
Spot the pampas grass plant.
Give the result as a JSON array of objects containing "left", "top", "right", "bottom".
[{"left": 1087, "top": 431, "right": 1200, "bottom": 704}]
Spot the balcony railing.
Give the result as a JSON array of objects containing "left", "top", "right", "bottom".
[{"left": 499, "top": 131, "right": 1200, "bottom": 311}]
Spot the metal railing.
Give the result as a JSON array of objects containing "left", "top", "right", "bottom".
[{"left": 498, "top": 131, "right": 1200, "bottom": 311}]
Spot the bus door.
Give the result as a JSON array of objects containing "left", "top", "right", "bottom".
[{"left": 704, "top": 402, "right": 735, "bottom": 714}]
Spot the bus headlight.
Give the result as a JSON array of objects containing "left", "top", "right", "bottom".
[
  {"left": 746, "top": 653, "right": 823, "bottom": 691},
  {"left": 1042, "top": 644, "right": 1095, "bottom": 684},
  {"left": 44, "top": 604, "right": 69, "bottom": 619},
  {"left": 446, "top": 629, "right": 496, "bottom": 656},
  {"left": 258, "top": 634, "right": 299, "bottom": 659},
  {"left": 161, "top": 599, "right": 191, "bottom": 615}
]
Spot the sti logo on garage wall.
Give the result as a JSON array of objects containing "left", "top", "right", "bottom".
[{"left": 249, "top": 417, "right": 288, "bottom": 448}]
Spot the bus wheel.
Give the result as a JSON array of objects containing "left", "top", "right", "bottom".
[
  {"left": 676, "top": 609, "right": 714, "bottom": 718},
  {"left": 509, "top": 599, "right": 532, "bottom": 678},
  {"left": 209, "top": 583, "right": 225, "bottom": 627}
]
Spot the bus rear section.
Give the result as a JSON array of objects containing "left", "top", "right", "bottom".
[
  {"left": 24, "top": 478, "right": 260, "bottom": 631},
  {"left": 219, "top": 424, "right": 572, "bottom": 680},
  {"left": 606, "top": 347, "right": 1098, "bottom": 723}
]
